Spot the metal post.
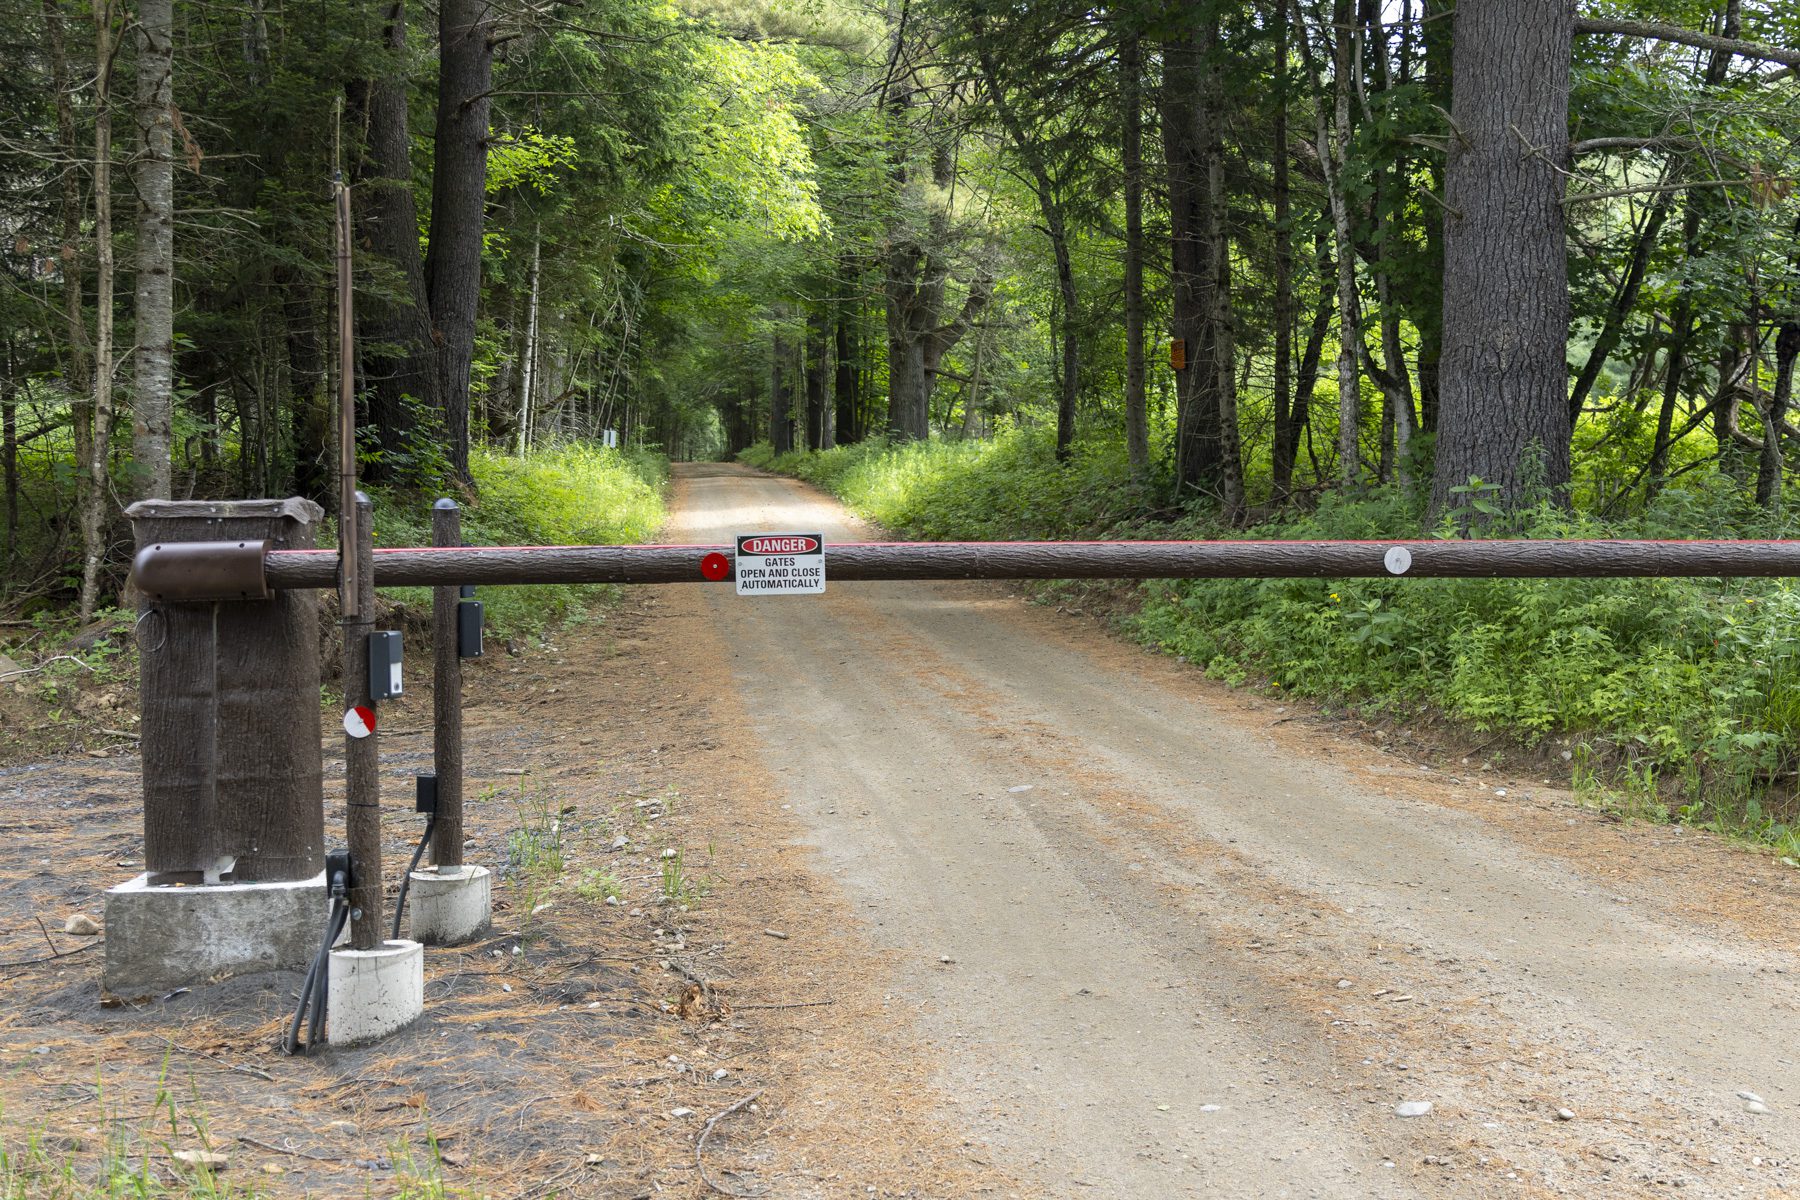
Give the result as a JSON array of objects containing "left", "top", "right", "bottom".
[
  {"left": 431, "top": 498, "right": 463, "bottom": 869},
  {"left": 343, "top": 492, "right": 382, "bottom": 949}
]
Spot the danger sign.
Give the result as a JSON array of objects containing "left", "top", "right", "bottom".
[{"left": 736, "top": 533, "right": 825, "bottom": 595}]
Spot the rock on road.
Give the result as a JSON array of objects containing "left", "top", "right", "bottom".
[{"left": 659, "top": 463, "right": 1799, "bottom": 1199}]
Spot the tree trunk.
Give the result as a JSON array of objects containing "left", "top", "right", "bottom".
[
  {"left": 1201, "top": 34, "right": 1245, "bottom": 521},
  {"left": 79, "top": 0, "right": 118, "bottom": 623},
  {"left": 1328, "top": 0, "right": 1361, "bottom": 485},
  {"left": 834, "top": 296, "right": 858, "bottom": 445},
  {"left": 1270, "top": 4, "right": 1295, "bottom": 502},
  {"left": 516, "top": 228, "right": 541, "bottom": 455},
  {"left": 1430, "top": 0, "right": 1573, "bottom": 517},
  {"left": 1756, "top": 322, "right": 1799, "bottom": 509},
  {"left": 131, "top": 0, "right": 174, "bottom": 502},
  {"left": 349, "top": 0, "right": 441, "bottom": 479},
  {"left": 1363, "top": 0, "right": 1415, "bottom": 488},
  {"left": 1414, "top": 0, "right": 1452, "bottom": 436},
  {"left": 45, "top": 0, "right": 92, "bottom": 467},
  {"left": 805, "top": 307, "right": 831, "bottom": 450},
  {"left": 1161, "top": 25, "right": 1232, "bottom": 501},
  {"left": 3, "top": 340, "right": 17, "bottom": 562},
  {"left": 285, "top": 287, "right": 332, "bottom": 506},
  {"left": 1121, "top": 31, "right": 1150, "bottom": 480},
  {"left": 771, "top": 318, "right": 795, "bottom": 454},
  {"left": 424, "top": 0, "right": 495, "bottom": 487}
]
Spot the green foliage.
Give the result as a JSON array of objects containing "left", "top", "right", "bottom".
[
  {"left": 365, "top": 444, "right": 667, "bottom": 638},
  {"left": 742, "top": 428, "right": 1141, "bottom": 539}
]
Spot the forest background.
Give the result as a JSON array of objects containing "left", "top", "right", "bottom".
[{"left": 3, "top": 0, "right": 1800, "bottom": 847}]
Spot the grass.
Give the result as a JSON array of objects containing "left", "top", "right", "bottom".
[
  {"left": 1, "top": 1073, "right": 259, "bottom": 1199},
  {"left": 362, "top": 443, "right": 668, "bottom": 640},
  {"left": 744, "top": 428, "right": 1800, "bottom": 858},
  {"left": 658, "top": 847, "right": 712, "bottom": 906}
]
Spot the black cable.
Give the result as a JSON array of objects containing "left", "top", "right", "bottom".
[
  {"left": 284, "top": 869, "right": 349, "bottom": 1056},
  {"left": 391, "top": 815, "right": 437, "bottom": 941}
]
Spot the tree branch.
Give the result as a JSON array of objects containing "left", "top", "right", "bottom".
[{"left": 1573, "top": 16, "right": 1800, "bottom": 70}]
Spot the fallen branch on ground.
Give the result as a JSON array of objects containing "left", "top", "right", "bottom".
[
  {"left": 696, "top": 1090, "right": 765, "bottom": 1197},
  {"left": 0, "top": 942, "right": 96, "bottom": 969}
]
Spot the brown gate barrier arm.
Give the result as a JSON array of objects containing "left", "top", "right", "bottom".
[{"left": 136, "top": 539, "right": 1800, "bottom": 601}]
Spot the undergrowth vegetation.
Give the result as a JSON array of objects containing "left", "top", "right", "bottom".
[
  {"left": 359, "top": 443, "right": 667, "bottom": 637},
  {"left": 745, "top": 430, "right": 1800, "bottom": 857}
]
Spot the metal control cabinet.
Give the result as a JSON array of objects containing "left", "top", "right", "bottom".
[{"left": 369, "top": 631, "right": 404, "bottom": 699}]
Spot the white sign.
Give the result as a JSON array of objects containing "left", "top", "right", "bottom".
[
  {"left": 603, "top": 428, "right": 619, "bottom": 448},
  {"left": 735, "top": 533, "right": 826, "bottom": 595}
]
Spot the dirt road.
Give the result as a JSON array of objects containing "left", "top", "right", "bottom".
[{"left": 658, "top": 463, "right": 1800, "bottom": 1199}]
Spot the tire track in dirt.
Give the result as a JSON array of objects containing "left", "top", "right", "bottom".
[{"left": 655, "top": 463, "right": 1800, "bottom": 1199}]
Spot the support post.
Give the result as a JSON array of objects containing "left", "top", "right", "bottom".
[
  {"left": 410, "top": 495, "right": 490, "bottom": 945},
  {"left": 431, "top": 498, "right": 463, "bottom": 868},
  {"left": 343, "top": 491, "right": 382, "bottom": 949}
]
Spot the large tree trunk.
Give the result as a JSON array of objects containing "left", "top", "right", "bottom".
[
  {"left": 131, "top": 0, "right": 174, "bottom": 502},
  {"left": 1430, "top": 0, "right": 1573, "bottom": 517},
  {"left": 424, "top": 0, "right": 495, "bottom": 487},
  {"left": 79, "top": 0, "right": 118, "bottom": 622},
  {"left": 349, "top": 0, "right": 441, "bottom": 480},
  {"left": 1121, "top": 31, "right": 1150, "bottom": 480},
  {"left": 1161, "top": 25, "right": 1233, "bottom": 503}
]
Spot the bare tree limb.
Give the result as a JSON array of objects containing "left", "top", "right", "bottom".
[{"left": 1573, "top": 16, "right": 1800, "bottom": 69}]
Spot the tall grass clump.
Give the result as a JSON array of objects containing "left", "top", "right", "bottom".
[
  {"left": 365, "top": 443, "right": 667, "bottom": 636},
  {"left": 742, "top": 429, "right": 1140, "bottom": 539}
]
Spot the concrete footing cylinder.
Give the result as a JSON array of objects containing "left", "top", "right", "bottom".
[
  {"left": 327, "top": 939, "right": 424, "bottom": 1047},
  {"left": 408, "top": 865, "right": 492, "bottom": 945},
  {"left": 102, "top": 872, "right": 326, "bottom": 998}
]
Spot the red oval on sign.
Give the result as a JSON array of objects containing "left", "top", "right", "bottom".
[
  {"left": 740, "top": 536, "right": 820, "bottom": 555},
  {"left": 700, "top": 552, "right": 730, "bottom": 581}
]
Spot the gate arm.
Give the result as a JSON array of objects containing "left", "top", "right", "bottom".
[{"left": 247, "top": 538, "right": 1800, "bottom": 589}]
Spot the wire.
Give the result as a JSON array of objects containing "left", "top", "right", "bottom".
[
  {"left": 283, "top": 869, "right": 349, "bottom": 1056},
  {"left": 391, "top": 816, "right": 437, "bottom": 942}
]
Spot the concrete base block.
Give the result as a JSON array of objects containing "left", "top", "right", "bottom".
[
  {"left": 327, "top": 940, "right": 423, "bottom": 1047},
  {"left": 408, "top": 865, "right": 492, "bottom": 945},
  {"left": 103, "top": 872, "right": 326, "bottom": 998}
]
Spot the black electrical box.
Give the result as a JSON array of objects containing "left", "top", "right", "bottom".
[
  {"left": 325, "top": 847, "right": 354, "bottom": 891},
  {"left": 415, "top": 773, "right": 439, "bottom": 815},
  {"left": 457, "top": 598, "right": 484, "bottom": 659},
  {"left": 369, "top": 630, "right": 404, "bottom": 699}
]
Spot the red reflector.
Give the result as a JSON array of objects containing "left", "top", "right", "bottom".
[{"left": 700, "top": 552, "right": 730, "bottom": 581}]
